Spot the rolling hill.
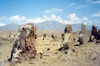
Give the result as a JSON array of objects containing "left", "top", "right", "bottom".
[
  {"left": 0, "top": 23, "right": 21, "bottom": 30},
  {"left": 0, "top": 21, "right": 98, "bottom": 31}
]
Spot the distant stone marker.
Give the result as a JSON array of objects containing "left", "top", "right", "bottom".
[
  {"left": 43, "top": 33, "right": 46, "bottom": 40},
  {"left": 89, "top": 25, "right": 100, "bottom": 43},
  {"left": 8, "top": 23, "right": 37, "bottom": 64},
  {"left": 59, "top": 24, "right": 75, "bottom": 51},
  {"left": 78, "top": 23, "right": 88, "bottom": 45}
]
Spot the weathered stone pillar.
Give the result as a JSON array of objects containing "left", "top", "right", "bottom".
[
  {"left": 89, "top": 25, "right": 98, "bottom": 42},
  {"left": 59, "top": 24, "right": 74, "bottom": 51},
  {"left": 8, "top": 23, "right": 37, "bottom": 63},
  {"left": 79, "top": 23, "right": 88, "bottom": 44}
]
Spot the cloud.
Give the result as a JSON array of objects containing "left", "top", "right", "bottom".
[
  {"left": 68, "top": 2, "right": 87, "bottom": 9},
  {"left": 67, "top": 13, "right": 80, "bottom": 21},
  {"left": 93, "top": 0, "right": 100, "bottom": 4},
  {"left": 9, "top": 15, "right": 27, "bottom": 21},
  {"left": 26, "top": 13, "right": 82, "bottom": 24},
  {"left": 83, "top": 17, "right": 88, "bottom": 21},
  {"left": 75, "top": 5, "right": 87, "bottom": 9},
  {"left": 87, "top": 0, "right": 100, "bottom": 4},
  {"left": 68, "top": 3, "right": 76, "bottom": 6},
  {"left": 62, "top": 13, "right": 92, "bottom": 24},
  {"left": 9, "top": 15, "right": 27, "bottom": 24},
  {"left": 0, "top": 13, "right": 93, "bottom": 25},
  {"left": 26, "top": 14, "right": 62, "bottom": 24},
  {"left": 0, "top": 16, "right": 8, "bottom": 20},
  {"left": 27, "top": 13, "right": 91, "bottom": 24},
  {"left": 8, "top": 14, "right": 62, "bottom": 24},
  {"left": 0, "top": 23, "right": 5, "bottom": 26},
  {"left": 92, "top": 11, "right": 100, "bottom": 17},
  {"left": 45, "top": 8, "right": 63, "bottom": 13}
]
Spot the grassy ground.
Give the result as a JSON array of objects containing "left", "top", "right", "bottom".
[{"left": 0, "top": 30, "right": 100, "bottom": 66}]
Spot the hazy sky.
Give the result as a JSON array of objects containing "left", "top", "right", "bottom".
[{"left": 0, "top": 0, "right": 100, "bottom": 26}]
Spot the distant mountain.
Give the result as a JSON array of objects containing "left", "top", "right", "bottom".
[
  {"left": 35, "top": 21, "right": 92, "bottom": 31},
  {"left": 35, "top": 21, "right": 65, "bottom": 31},
  {"left": 0, "top": 23, "right": 21, "bottom": 30},
  {"left": 71, "top": 24, "right": 92, "bottom": 31},
  {"left": 0, "top": 21, "right": 98, "bottom": 31}
]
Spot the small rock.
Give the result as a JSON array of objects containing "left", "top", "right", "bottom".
[
  {"left": 65, "top": 52, "right": 67, "bottom": 54},
  {"left": 47, "top": 48, "right": 50, "bottom": 51}
]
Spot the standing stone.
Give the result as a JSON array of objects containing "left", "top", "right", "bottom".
[
  {"left": 78, "top": 23, "right": 88, "bottom": 44},
  {"left": 8, "top": 23, "right": 37, "bottom": 64},
  {"left": 59, "top": 24, "right": 74, "bottom": 51},
  {"left": 89, "top": 25, "right": 98, "bottom": 42}
]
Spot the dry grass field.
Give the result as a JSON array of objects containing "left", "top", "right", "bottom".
[{"left": 0, "top": 30, "right": 100, "bottom": 66}]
